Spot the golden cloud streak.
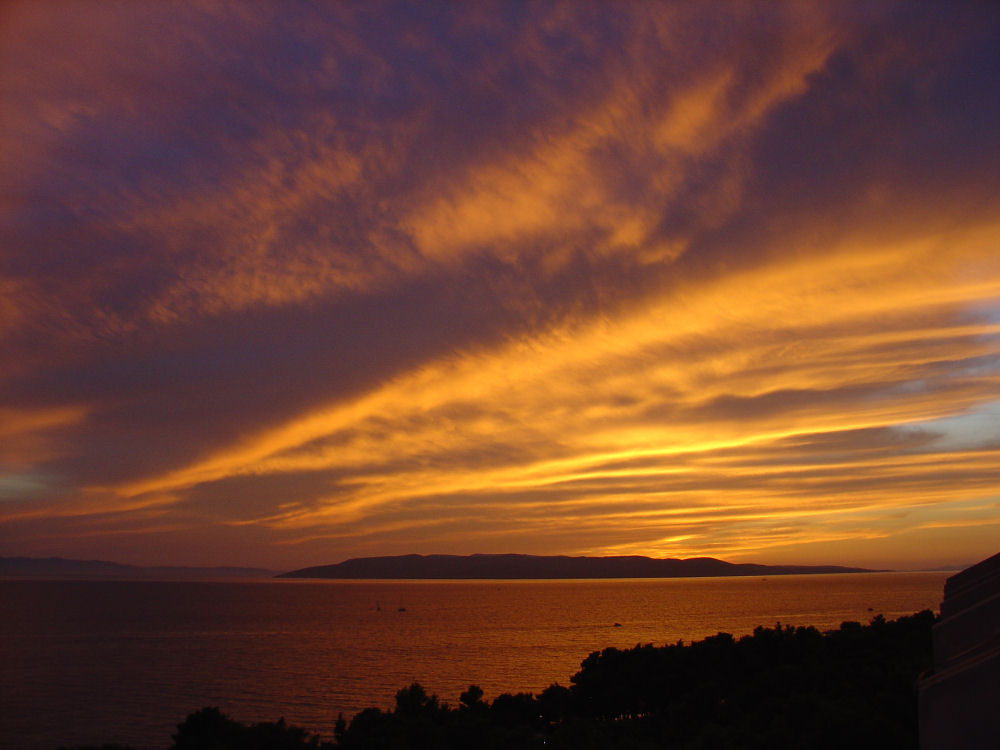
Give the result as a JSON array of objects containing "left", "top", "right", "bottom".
[
  {"left": 404, "top": 23, "right": 837, "bottom": 270},
  {"left": 105, "top": 218, "right": 1000, "bottom": 559},
  {"left": 6, "top": 2, "right": 997, "bottom": 568},
  {"left": 2, "top": 489, "right": 182, "bottom": 522}
]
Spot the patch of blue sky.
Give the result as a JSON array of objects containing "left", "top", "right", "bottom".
[
  {"left": 974, "top": 300, "right": 1000, "bottom": 324},
  {"left": 911, "top": 400, "right": 1000, "bottom": 451}
]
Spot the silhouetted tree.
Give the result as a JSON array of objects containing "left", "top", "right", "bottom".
[
  {"left": 171, "top": 707, "right": 243, "bottom": 749},
  {"left": 170, "top": 706, "right": 323, "bottom": 750},
  {"left": 72, "top": 610, "right": 937, "bottom": 750},
  {"left": 459, "top": 684, "right": 485, "bottom": 710},
  {"left": 538, "top": 682, "right": 571, "bottom": 722}
]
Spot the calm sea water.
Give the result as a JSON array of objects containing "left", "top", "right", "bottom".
[{"left": 0, "top": 572, "right": 947, "bottom": 750}]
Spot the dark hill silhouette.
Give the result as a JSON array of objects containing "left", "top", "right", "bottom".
[
  {"left": 0, "top": 556, "right": 276, "bottom": 579},
  {"left": 276, "top": 553, "right": 877, "bottom": 579}
]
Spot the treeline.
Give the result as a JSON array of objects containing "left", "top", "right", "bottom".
[{"left": 62, "top": 610, "right": 935, "bottom": 750}]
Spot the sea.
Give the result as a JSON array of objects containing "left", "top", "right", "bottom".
[{"left": 0, "top": 572, "right": 948, "bottom": 750}]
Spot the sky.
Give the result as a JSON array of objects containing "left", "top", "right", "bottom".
[{"left": 1, "top": 1, "right": 998, "bottom": 572}]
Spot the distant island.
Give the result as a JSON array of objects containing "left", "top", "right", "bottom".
[
  {"left": 277, "top": 553, "right": 878, "bottom": 579},
  {"left": 0, "top": 556, "right": 277, "bottom": 580},
  {"left": 0, "top": 554, "right": 880, "bottom": 581}
]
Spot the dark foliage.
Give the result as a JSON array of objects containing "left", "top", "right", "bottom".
[
  {"left": 64, "top": 610, "right": 935, "bottom": 750},
  {"left": 169, "top": 706, "right": 325, "bottom": 750},
  {"left": 336, "top": 610, "right": 935, "bottom": 750}
]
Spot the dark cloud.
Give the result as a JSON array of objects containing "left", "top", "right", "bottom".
[
  {"left": 743, "top": 0, "right": 1000, "bottom": 237},
  {"left": 1, "top": 1, "right": 997, "bottom": 568}
]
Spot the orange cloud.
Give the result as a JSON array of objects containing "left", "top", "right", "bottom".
[
  {"left": 100, "top": 217, "right": 999, "bottom": 564},
  {"left": 0, "top": 404, "right": 90, "bottom": 467},
  {"left": 2, "top": 1, "right": 997, "bottom": 569}
]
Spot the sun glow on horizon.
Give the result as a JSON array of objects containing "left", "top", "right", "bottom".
[{"left": 1, "top": 1, "right": 998, "bottom": 570}]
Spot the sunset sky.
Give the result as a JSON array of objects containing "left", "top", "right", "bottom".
[{"left": 1, "top": 1, "right": 998, "bottom": 571}]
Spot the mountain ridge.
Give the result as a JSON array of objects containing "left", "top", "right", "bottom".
[
  {"left": 0, "top": 556, "right": 277, "bottom": 580},
  {"left": 277, "top": 553, "right": 881, "bottom": 579}
]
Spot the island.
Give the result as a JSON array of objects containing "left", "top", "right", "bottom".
[{"left": 276, "top": 553, "right": 877, "bottom": 579}]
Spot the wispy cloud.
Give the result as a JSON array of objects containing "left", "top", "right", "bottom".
[{"left": 1, "top": 1, "right": 997, "bottom": 568}]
